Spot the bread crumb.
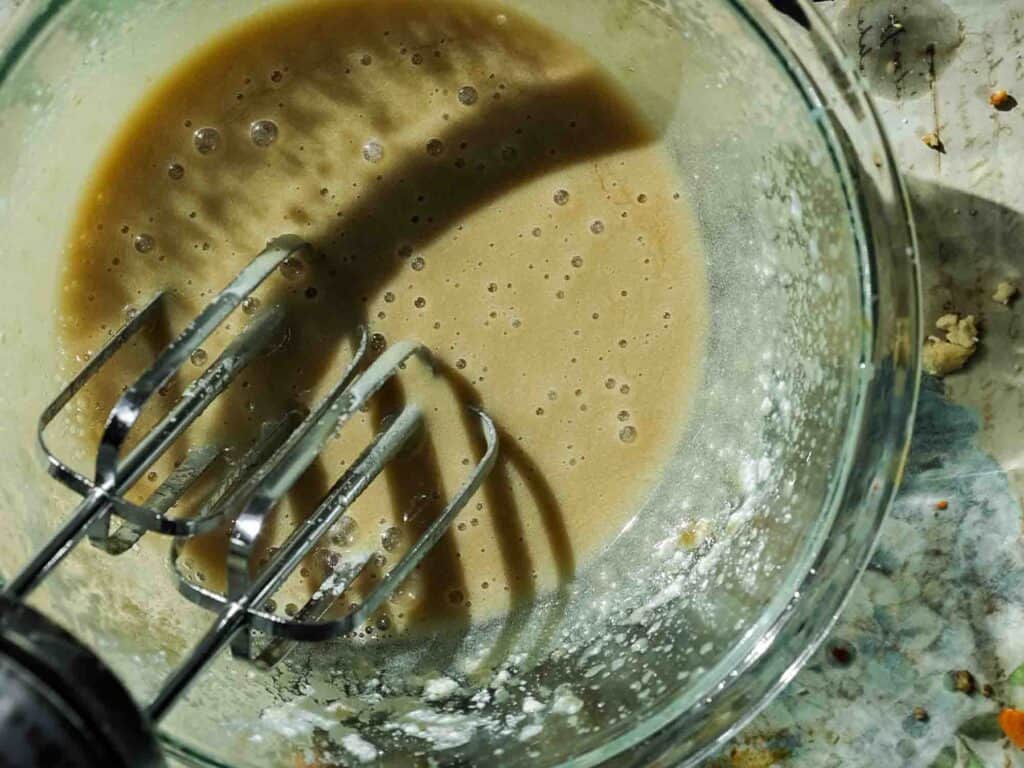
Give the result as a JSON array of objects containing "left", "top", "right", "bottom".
[
  {"left": 923, "top": 314, "right": 978, "bottom": 376},
  {"left": 921, "top": 132, "right": 944, "bottom": 152},
  {"left": 953, "top": 669, "right": 977, "bottom": 694},
  {"left": 678, "top": 518, "right": 712, "bottom": 550},
  {"left": 992, "top": 280, "right": 1018, "bottom": 305},
  {"left": 923, "top": 341, "right": 973, "bottom": 376},
  {"left": 945, "top": 314, "right": 978, "bottom": 348},
  {"left": 989, "top": 89, "right": 1017, "bottom": 111}
]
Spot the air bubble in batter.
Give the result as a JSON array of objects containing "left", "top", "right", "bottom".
[
  {"left": 133, "top": 234, "right": 155, "bottom": 253},
  {"left": 250, "top": 119, "right": 279, "bottom": 147},
  {"left": 279, "top": 256, "right": 305, "bottom": 280},
  {"left": 331, "top": 516, "right": 358, "bottom": 547},
  {"left": 192, "top": 127, "right": 220, "bottom": 154},
  {"left": 381, "top": 526, "right": 400, "bottom": 552},
  {"left": 362, "top": 140, "right": 385, "bottom": 163}
]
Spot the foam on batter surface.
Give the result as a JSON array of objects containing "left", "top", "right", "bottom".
[{"left": 58, "top": 0, "right": 707, "bottom": 634}]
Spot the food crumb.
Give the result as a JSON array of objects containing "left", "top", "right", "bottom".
[
  {"left": 989, "top": 89, "right": 1017, "bottom": 111},
  {"left": 999, "top": 708, "right": 1024, "bottom": 749},
  {"left": 921, "top": 132, "right": 945, "bottom": 152},
  {"left": 952, "top": 669, "right": 977, "bottom": 695},
  {"left": 935, "top": 500, "right": 948, "bottom": 510},
  {"left": 981, "top": 683, "right": 995, "bottom": 698},
  {"left": 721, "top": 741, "right": 791, "bottom": 768},
  {"left": 992, "top": 280, "right": 1018, "bottom": 306},
  {"left": 912, "top": 706, "right": 929, "bottom": 722},
  {"left": 678, "top": 518, "right": 712, "bottom": 550},
  {"left": 936, "top": 314, "right": 978, "bottom": 347},
  {"left": 829, "top": 642, "right": 854, "bottom": 666},
  {"left": 923, "top": 314, "right": 979, "bottom": 377}
]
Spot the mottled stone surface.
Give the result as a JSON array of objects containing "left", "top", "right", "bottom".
[
  {"left": 717, "top": 1, "right": 1024, "bottom": 766},
  {"left": 718, "top": 381, "right": 1024, "bottom": 766}
]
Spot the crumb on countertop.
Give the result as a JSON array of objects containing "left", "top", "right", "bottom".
[
  {"left": 922, "top": 131, "right": 944, "bottom": 152},
  {"left": 923, "top": 314, "right": 979, "bottom": 377},
  {"left": 999, "top": 708, "right": 1024, "bottom": 749},
  {"left": 992, "top": 280, "right": 1018, "bottom": 305},
  {"left": 678, "top": 518, "right": 712, "bottom": 550},
  {"left": 937, "top": 313, "right": 978, "bottom": 348},
  {"left": 923, "top": 341, "right": 973, "bottom": 377},
  {"left": 990, "top": 89, "right": 1017, "bottom": 111},
  {"left": 952, "top": 669, "right": 977, "bottom": 695}
]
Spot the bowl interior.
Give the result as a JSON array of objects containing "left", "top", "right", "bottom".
[{"left": 0, "top": 1, "right": 888, "bottom": 766}]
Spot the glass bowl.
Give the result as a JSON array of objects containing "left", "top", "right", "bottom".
[{"left": 0, "top": 0, "right": 919, "bottom": 766}]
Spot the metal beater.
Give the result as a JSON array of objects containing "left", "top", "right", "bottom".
[{"left": 0, "top": 234, "right": 498, "bottom": 767}]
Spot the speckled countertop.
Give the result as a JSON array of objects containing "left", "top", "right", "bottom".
[{"left": 715, "top": 1, "right": 1024, "bottom": 766}]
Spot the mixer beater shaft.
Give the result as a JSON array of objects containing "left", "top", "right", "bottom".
[{"left": 0, "top": 235, "right": 497, "bottom": 766}]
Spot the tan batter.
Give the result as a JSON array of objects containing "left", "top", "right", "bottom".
[{"left": 58, "top": 0, "right": 706, "bottom": 634}]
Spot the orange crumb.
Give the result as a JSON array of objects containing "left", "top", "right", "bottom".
[
  {"left": 990, "top": 90, "right": 1017, "bottom": 111},
  {"left": 999, "top": 708, "right": 1024, "bottom": 749},
  {"left": 922, "top": 132, "right": 944, "bottom": 152},
  {"left": 935, "top": 500, "right": 948, "bottom": 510}
]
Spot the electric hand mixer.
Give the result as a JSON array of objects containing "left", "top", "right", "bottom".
[{"left": 0, "top": 234, "right": 498, "bottom": 767}]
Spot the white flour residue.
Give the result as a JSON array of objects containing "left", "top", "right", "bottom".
[
  {"left": 422, "top": 675, "right": 460, "bottom": 702},
  {"left": 258, "top": 700, "right": 335, "bottom": 740},
  {"left": 389, "top": 709, "right": 479, "bottom": 750},
  {"left": 550, "top": 686, "right": 583, "bottom": 716},
  {"left": 519, "top": 723, "right": 543, "bottom": 741},
  {"left": 341, "top": 733, "right": 379, "bottom": 763},
  {"left": 521, "top": 696, "right": 545, "bottom": 714}
]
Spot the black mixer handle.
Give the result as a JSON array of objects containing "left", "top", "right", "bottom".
[{"left": 0, "top": 594, "right": 163, "bottom": 768}]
